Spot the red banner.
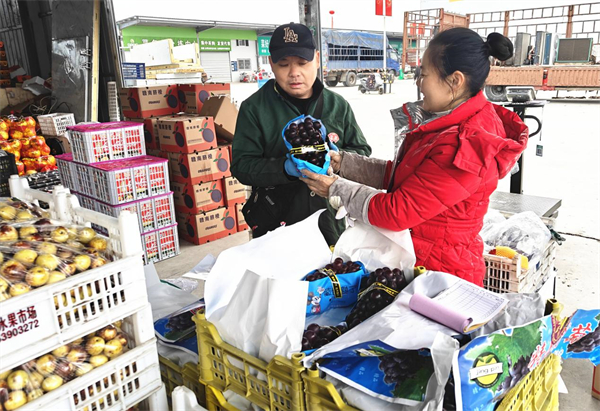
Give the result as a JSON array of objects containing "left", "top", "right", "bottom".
[{"left": 375, "top": 0, "right": 392, "bottom": 16}]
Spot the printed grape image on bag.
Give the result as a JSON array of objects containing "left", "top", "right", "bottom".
[
  {"left": 281, "top": 115, "right": 331, "bottom": 174},
  {"left": 318, "top": 341, "right": 435, "bottom": 404},
  {"left": 303, "top": 258, "right": 367, "bottom": 316}
]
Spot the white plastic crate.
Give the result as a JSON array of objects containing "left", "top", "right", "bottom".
[
  {"left": 56, "top": 154, "right": 169, "bottom": 205},
  {"left": 142, "top": 224, "right": 180, "bottom": 264},
  {"left": 20, "top": 339, "right": 162, "bottom": 411},
  {"left": 37, "top": 113, "right": 76, "bottom": 136},
  {"left": 77, "top": 191, "right": 176, "bottom": 235},
  {"left": 68, "top": 122, "right": 146, "bottom": 164}
]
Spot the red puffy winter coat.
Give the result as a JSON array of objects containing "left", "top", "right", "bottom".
[{"left": 368, "top": 91, "right": 528, "bottom": 285}]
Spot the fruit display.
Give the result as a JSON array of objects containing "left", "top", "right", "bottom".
[
  {"left": 304, "top": 258, "right": 367, "bottom": 316},
  {"left": 282, "top": 115, "right": 329, "bottom": 169},
  {"left": 302, "top": 322, "right": 348, "bottom": 352},
  {"left": 344, "top": 267, "right": 409, "bottom": 329},
  {"left": 0, "top": 116, "right": 57, "bottom": 176},
  {"left": 0, "top": 323, "right": 129, "bottom": 410},
  {"left": 0, "top": 199, "right": 115, "bottom": 300}
]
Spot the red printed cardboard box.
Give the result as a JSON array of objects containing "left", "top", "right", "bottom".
[
  {"left": 158, "top": 116, "right": 217, "bottom": 153},
  {"left": 177, "top": 206, "right": 236, "bottom": 245},
  {"left": 168, "top": 147, "right": 231, "bottom": 184},
  {"left": 223, "top": 176, "right": 248, "bottom": 207},
  {"left": 172, "top": 179, "right": 224, "bottom": 214},
  {"left": 178, "top": 83, "right": 230, "bottom": 114},
  {"left": 236, "top": 203, "right": 248, "bottom": 231},
  {"left": 120, "top": 85, "right": 180, "bottom": 118}
]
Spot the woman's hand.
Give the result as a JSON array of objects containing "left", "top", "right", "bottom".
[
  {"left": 329, "top": 150, "right": 342, "bottom": 173},
  {"left": 300, "top": 169, "right": 338, "bottom": 198}
]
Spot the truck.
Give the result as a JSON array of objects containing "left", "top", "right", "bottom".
[
  {"left": 402, "top": 4, "right": 600, "bottom": 101},
  {"left": 321, "top": 30, "right": 401, "bottom": 87}
]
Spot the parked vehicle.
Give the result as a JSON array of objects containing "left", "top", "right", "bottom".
[
  {"left": 322, "top": 30, "right": 400, "bottom": 87},
  {"left": 358, "top": 73, "right": 384, "bottom": 94}
]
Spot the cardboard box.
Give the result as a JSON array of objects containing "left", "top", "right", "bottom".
[
  {"left": 178, "top": 83, "right": 230, "bottom": 114},
  {"left": 172, "top": 179, "right": 225, "bottom": 214},
  {"left": 158, "top": 116, "right": 217, "bottom": 153},
  {"left": 143, "top": 117, "right": 160, "bottom": 150},
  {"left": 236, "top": 203, "right": 248, "bottom": 232},
  {"left": 120, "top": 85, "right": 180, "bottom": 118},
  {"left": 223, "top": 176, "right": 248, "bottom": 207},
  {"left": 169, "top": 146, "right": 231, "bottom": 184},
  {"left": 198, "top": 95, "right": 238, "bottom": 141},
  {"left": 177, "top": 206, "right": 237, "bottom": 245}
]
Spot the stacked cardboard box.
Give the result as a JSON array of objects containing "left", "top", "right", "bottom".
[
  {"left": 0, "top": 41, "right": 8, "bottom": 88},
  {"left": 123, "top": 82, "right": 248, "bottom": 245}
]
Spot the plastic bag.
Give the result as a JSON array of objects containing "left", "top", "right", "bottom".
[
  {"left": 304, "top": 259, "right": 367, "bottom": 316},
  {"left": 282, "top": 115, "right": 331, "bottom": 175},
  {"left": 480, "top": 211, "right": 551, "bottom": 264},
  {"left": 0, "top": 203, "right": 115, "bottom": 301},
  {"left": 0, "top": 322, "right": 130, "bottom": 410}
]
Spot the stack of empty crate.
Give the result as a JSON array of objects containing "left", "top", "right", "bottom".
[{"left": 56, "top": 121, "right": 179, "bottom": 264}]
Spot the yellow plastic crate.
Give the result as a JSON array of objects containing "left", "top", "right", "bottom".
[
  {"left": 205, "top": 384, "right": 242, "bottom": 411},
  {"left": 193, "top": 313, "right": 306, "bottom": 411},
  {"left": 159, "top": 355, "right": 206, "bottom": 407}
]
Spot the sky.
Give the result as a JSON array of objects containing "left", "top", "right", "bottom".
[{"left": 113, "top": 0, "right": 594, "bottom": 32}]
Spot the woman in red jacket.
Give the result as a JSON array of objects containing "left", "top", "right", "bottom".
[{"left": 301, "top": 28, "right": 529, "bottom": 286}]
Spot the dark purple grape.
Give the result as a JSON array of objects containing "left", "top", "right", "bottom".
[
  {"left": 313, "top": 121, "right": 321, "bottom": 129},
  {"left": 307, "top": 323, "right": 320, "bottom": 332}
]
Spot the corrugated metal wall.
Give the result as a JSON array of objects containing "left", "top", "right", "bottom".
[{"left": 0, "top": 0, "right": 30, "bottom": 73}]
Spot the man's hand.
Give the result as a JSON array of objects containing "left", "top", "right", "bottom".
[
  {"left": 329, "top": 151, "right": 342, "bottom": 173},
  {"left": 300, "top": 169, "right": 338, "bottom": 198},
  {"left": 284, "top": 155, "right": 302, "bottom": 177}
]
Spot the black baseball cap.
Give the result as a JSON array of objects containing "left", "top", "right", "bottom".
[{"left": 269, "top": 23, "right": 316, "bottom": 63}]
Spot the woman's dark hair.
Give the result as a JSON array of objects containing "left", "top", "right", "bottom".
[{"left": 427, "top": 28, "right": 514, "bottom": 97}]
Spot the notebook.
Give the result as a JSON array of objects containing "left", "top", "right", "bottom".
[{"left": 409, "top": 280, "right": 508, "bottom": 334}]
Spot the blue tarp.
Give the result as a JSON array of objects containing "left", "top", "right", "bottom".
[{"left": 322, "top": 30, "right": 390, "bottom": 50}]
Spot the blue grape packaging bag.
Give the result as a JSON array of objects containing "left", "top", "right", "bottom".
[
  {"left": 317, "top": 340, "right": 435, "bottom": 406},
  {"left": 454, "top": 308, "right": 600, "bottom": 411},
  {"left": 303, "top": 261, "right": 368, "bottom": 316},
  {"left": 282, "top": 114, "right": 331, "bottom": 175}
]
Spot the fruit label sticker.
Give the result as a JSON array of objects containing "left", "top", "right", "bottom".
[
  {"left": 323, "top": 270, "right": 342, "bottom": 298},
  {"left": 0, "top": 300, "right": 55, "bottom": 354},
  {"left": 454, "top": 309, "right": 600, "bottom": 411}
]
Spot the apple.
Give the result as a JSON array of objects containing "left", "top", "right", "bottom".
[
  {"left": 66, "top": 346, "right": 88, "bottom": 364},
  {"left": 41, "top": 375, "right": 63, "bottom": 392},
  {"left": 29, "top": 136, "right": 45, "bottom": 148},
  {"left": 0, "top": 291, "right": 10, "bottom": 301},
  {"left": 0, "top": 225, "right": 18, "bottom": 241},
  {"left": 19, "top": 225, "right": 38, "bottom": 239},
  {"left": 89, "top": 237, "right": 107, "bottom": 251},
  {"left": 104, "top": 339, "right": 123, "bottom": 358},
  {"left": 7, "top": 370, "right": 28, "bottom": 390},
  {"left": 9, "top": 282, "right": 30, "bottom": 296},
  {"left": 35, "top": 254, "right": 59, "bottom": 271},
  {"left": 114, "top": 332, "right": 129, "bottom": 348},
  {"left": 15, "top": 161, "right": 25, "bottom": 176},
  {"left": 74, "top": 254, "right": 91, "bottom": 271},
  {"left": 25, "top": 266, "right": 49, "bottom": 287},
  {"left": 90, "top": 257, "right": 106, "bottom": 269},
  {"left": 86, "top": 336, "right": 106, "bottom": 355},
  {"left": 27, "top": 388, "right": 44, "bottom": 402},
  {"left": 89, "top": 354, "right": 109, "bottom": 368},
  {"left": 1, "top": 260, "right": 27, "bottom": 282},
  {"left": 52, "top": 344, "right": 71, "bottom": 358},
  {"left": 4, "top": 390, "right": 27, "bottom": 410},
  {"left": 37, "top": 242, "right": 57, "bottom": 255},
  {"left": 54, "top": 359, "right": 75, "bottom": 379},
  {"left": 27, "top": 148, "right": 42, "bottom": 159},
  {"left": 78, "top": 228, "right": 96, "bottom": 244},
  {"left": 58, "top": 262, "right": 76, "bottom": 276},
  {"left": 0, "top": 206, "right": 17, "bottom": 220},
  {"left": 51, "top": 227, "right": 69, "bottom": 243},
  {"left": 0, "top": 369, "right": 11, "bottom": 380},
  {"left": 47, "top": 271, "right": 67, "bottom": 284},
  {"left": 27, "top": 371, "right": 44, "bottom": 390},
  {"left": 14, "top": 249, "right": 38, "bottom": 266},
  {"left": 97, "top": 325, "right": 118, "bottom": 341},
  {"left": 0, "top": 276, "right": 7, "bottom": 293},
  {"left": 25, "top": 170, "right": 37, "bottom": 176},
  {"left": 41, "top": 146, "right": 52, "bottom": 156},
  {"left": 56, "top": 247, "right": 73, "bottom": 260},
  {"left": 75, "top": 363, "right": 94, "bottom": 377},
  {"left": 35, "top": 354, "right": 56, "bottom": 376}
]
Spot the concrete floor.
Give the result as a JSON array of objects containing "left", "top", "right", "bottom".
[{"left": 155, "top": 81, "right": 600, "bottom": 410}]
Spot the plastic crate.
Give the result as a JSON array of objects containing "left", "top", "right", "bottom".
[
  {"left": 37, "top": 113, "right": 76, "bottom": 136},
  {"left": 68, "top": 121, "right": 145, "bottom": 163},
  {"left": 204, "top": 385, "right": 240, "bottom": 411},
  {"left": 77, "top": 191, "right": 176, "bottom": 235},
  {"left": 142, "top": 224, "right": 180, "bottom": 265},
  {"left": 56, "top": 154, "right": 78, "bottom": 191},
  {"left": 159, "top": 356, "right": 205, "bottom": 406},
  {"left": 0, "top": 149, "right": 18, "bottom": 196},
  {"left": 57, "top": 153, "right": 169, "bottom": 205},
  {"left": 484, "top": 241, "right": 557, "bottom": 294},
  {"left": 20, "top": 339, "right": 162, "bottom": 411},
  {"left": 192, "top": 313, "right": 306, "bottom": 411}
]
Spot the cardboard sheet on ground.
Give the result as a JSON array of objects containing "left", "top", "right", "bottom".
[{"left": 204, "top": 211, "right": 332, "bottom": 360}]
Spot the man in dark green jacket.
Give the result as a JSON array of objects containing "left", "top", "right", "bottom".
[{"left": 232, "top": 22, "right": 371, "bottom": 246}]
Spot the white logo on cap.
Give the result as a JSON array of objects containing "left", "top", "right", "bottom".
[{"left": 283, "top": 27, "right": 299, "bottom": 43}]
